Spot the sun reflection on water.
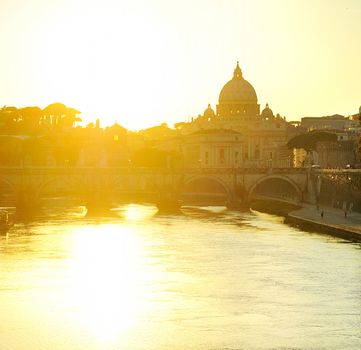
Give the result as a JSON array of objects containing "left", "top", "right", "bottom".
[
  {"left": 68, "top": 224, "right": 149, "bottom": 345},
  {"left": 122, "top": 203, "right": 158, "bottom": 221}
]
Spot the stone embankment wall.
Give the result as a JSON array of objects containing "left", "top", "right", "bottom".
[
  {"left": 285, "top": 214, "right": 361, "bottom": 243},
  {"left": 318, "top": 177, "right": 361, "bottom": 213}
]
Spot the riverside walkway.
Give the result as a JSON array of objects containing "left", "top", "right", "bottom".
[{"left": 288, "top": 204, "right": 361, "bottom": 242}]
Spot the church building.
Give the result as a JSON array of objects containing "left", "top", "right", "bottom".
[{"left": 178, "top": 62, "right": 293, "bottom": 167}]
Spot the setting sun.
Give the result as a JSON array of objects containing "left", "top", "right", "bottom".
[
  {"left": 1, "top": 0, "right": 360, "bottom": 129},
  {"left": 26, "top": 3, "right": 176, "bottom": 129}
]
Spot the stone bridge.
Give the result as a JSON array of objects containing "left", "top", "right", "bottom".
[{"left": 0, "top": 166, "right": 319, "bottom": 212}]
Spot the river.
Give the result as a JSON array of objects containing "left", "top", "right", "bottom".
[{"left": 0, "top": 204, "right": 360, "bottom": 350}]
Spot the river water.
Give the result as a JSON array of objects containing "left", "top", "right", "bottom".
[{"left": 0, "top": 204, "right": 360, "bottom": 350}]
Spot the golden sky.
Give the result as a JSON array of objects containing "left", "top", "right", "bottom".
[{"left": 0, "top": 0, "right": 360, "bottom": 129}]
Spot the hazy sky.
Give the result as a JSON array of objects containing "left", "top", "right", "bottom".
[{"left": 0, "top": 0, "right": 360, "bottom": 129}]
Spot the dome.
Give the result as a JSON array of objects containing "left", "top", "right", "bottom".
[
  {"left": 219, "top": 62, "right": 257, "bottom": 104},
  {"left": 203, "top": 104, "right": 216, "bottom": 119},
  {"left": 261, "top": 103, "right": 274, "bottom": 119}
]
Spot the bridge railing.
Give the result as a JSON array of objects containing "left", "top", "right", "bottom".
[
  {"left": 314, "top": 168, "right": 361, "bottom": 175},
  {"left": 0, "top": 165, "right": 309, "bottom": 175}
]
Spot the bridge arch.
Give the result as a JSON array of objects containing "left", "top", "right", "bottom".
[
  {"left": 248, "top": 174, "right": 303, "bottom": 203},
  {"left": 37, "top": 178, "right": 86, "bottom": 199},
  {"left": 181, "top": 175, "right": 232, "bottom": 205},
  {"left": 0, "top": 177, "right": 16, "bottom": 194},
  {"left": 183, "top": 175, "right": 231, "bottom": 194},
  {"left": 0, "top": 177, "right": 19, "bottom": 207},
  {"left": 0, "top": 177, "right": 17, "bottom": 206}
]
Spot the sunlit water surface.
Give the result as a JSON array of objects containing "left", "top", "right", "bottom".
[{"left": 0, "top": 204, "right": 360, "bottom": 350}]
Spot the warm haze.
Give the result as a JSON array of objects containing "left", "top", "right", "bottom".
[
  {"left": 0, "top": 0, "right": 360, "bottom": 130},
  {"left": 0, "top": 2, "right": 361, "bottom": 348}
]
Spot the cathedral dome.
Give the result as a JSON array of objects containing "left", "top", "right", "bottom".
[
  {"left": 219, "top": 62, "right": 257, "bottom": 104},
  {"left": 203, "top": 104, "right": 216, "bottom": 119},
  {"left": 261, "top": 103, "right": 274, "bottom": 119}
]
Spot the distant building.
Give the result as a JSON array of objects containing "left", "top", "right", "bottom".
[
  {"left": 78, "top": 123, "right": 129, "bottom": 167},
  {"left": 350, "top": 106, "right": 361, "bottom": 122},
  {"left": 182, "top": 129, "right": 243, "bottom": 168},
  {"left": 293, "top": 107, "right": 361, "bottom": 168},
  {"left": 316, "top": 139, "right": 357, "bottom": 168},
  {"left": 293, "top": 132, "right": 360, "bottom": 169},
  {"left": 348, "top": 106, "right": 361, "bottom": 137},
  {"left": 301, "top": 114, "right": 350, "bottom": 131}
]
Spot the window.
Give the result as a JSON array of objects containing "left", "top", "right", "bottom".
[
  {"left": 254, "top": 146, "right": 260, "bottom": 160},
  {"left": 220, "top": 149, "right": 225, "bottom": 163}
]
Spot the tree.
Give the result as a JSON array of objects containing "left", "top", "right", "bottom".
[
  {"left": 18, "top": 106, "right": 43, "bottom": 132},
  {"left": 42, "top": 103, "right": 81, "bottom": 128},
  {"left": 61, "top": 107, "right": 82, "bottom": 128},
  {"left": 43, "top": 103, "right": 67, "bottom": 127},
  {"left": 0, "top": 106, "right": 21, "bottom": 132},
  {"left": 287, "top": 131, "right": 337, "bottom": 152}
]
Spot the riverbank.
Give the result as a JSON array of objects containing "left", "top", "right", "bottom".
[
  {"left": 286, "top": 204, "right": 361, "bottom": 243},
  {"left": 251, "top": 199, "right": 361, "bottom": 243}
]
